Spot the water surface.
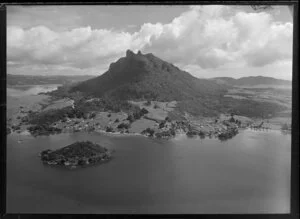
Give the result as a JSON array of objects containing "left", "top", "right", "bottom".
[{"left": 7, "top": 129, "right": 291, "bottom": 214}]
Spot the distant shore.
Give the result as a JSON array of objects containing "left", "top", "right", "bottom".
[{"left": 7, "top": 89, "right": 291, "bottom": 140}]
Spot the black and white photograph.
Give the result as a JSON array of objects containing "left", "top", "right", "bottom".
[{"left": 5, "top": 3, "right": 295, "bottom": 214}]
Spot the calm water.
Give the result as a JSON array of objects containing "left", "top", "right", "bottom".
[
  {"left": 7, "top": 84, "right": 61, "bottom": 96},
  {"left": 7, "top": 129, "right": 291, "bottom": 214}
]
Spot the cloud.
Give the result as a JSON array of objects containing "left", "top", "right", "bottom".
[
  {"left": 7, "top": 5, "right": 293, "bottom": 78},
  {"left": 140, "top": 6, "right": 293, "bottom": 69},
  {"left": 7, "top": 25, "right": 136, "bottom": 68}
]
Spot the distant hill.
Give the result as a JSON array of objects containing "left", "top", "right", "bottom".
[
  {"left": 211, "top": 76, "right": 292, "bottom": 87},
  {"left": 7, "top": 74, "right": 95, "bottom": 86},
  {"left": 72, "top": 50, "right": 227, "bottom": 101},
  {"left": 70, "top": 50, "right": 288, "bottom": 117}
]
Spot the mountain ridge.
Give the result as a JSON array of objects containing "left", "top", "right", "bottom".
[
  {"left": 211, "top": 76, "right": 291, "bottom": 86},
  {"left": 71, "top": 50, "right": 227, "bottom": 101}
]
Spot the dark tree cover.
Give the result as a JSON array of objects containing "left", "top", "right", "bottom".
[
  {"left": 28, "top": 125, "right": 62, "bottom": 136},
  {"left": 117, "top": 123, "right": 130, "bottom": 129},
  {"left": 141, "top": 128, "right": 155, "bottom": 137},
  {"left": 176, "top": 97, "right": 288, "bottom": 117},
  {"left": 165, "top": 116, "right": 171, "bottom": 122},
  {"left": 106, "top": 126, "right": 114, "bottom": 132},
  {"left": 159, "top": 121, "right": 166, "bottom": 129},
  {"left": 127, "top": 114, "right": 135, "bottom": 123},
  {"left": 155, "top": 130, "right": 175, "bottom": 138},
  {"left": 89, "top": 112, "right": 96, "bottom": 119},
  {"left": 140, "top": 108, "right": 149, "bottom": 115}
]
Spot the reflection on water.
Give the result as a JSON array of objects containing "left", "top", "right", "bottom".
[{"left": 7, "top": 129, "right": 291, "bottom": 214}]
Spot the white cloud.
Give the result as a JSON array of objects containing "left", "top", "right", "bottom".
[
  {"left": 7, "top": 5, "right": 293, "bottom": 79},
  {"left": 141, "top": 6, "right": 293, "bottom": 70}
]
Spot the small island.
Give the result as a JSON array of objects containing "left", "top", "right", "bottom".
[{"left": 40, "top": 141, "right": 113, "bottom": 169}]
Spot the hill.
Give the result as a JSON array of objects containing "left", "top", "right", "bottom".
[
  {"left": 211, "top": 76, "right": 291, "bottom": 87},
  {"left": 72, "top": 50, "right": 227, "bottom": 101},
  {"left": 7, "top": 74, "right": 95, "bottom": 86},
  {"left": 53, "top": 50, "right": 289, "bottom": 118}
]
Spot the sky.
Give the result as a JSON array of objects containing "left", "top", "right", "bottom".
[{"left": 7, "top": 5, "right": 293, "bottom": 80}]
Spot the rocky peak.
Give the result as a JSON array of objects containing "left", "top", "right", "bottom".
[{"left": 126, "top": 49, "right": 135, "bottom": 58}]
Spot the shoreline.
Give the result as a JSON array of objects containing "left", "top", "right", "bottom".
[
  {"left": 7, "top": 91, "right": 291, "bottom": 140},
  {"left": 8, "top": 126, "right": 291, "bottom": 144}
]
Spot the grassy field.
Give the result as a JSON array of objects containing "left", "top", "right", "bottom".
[{"left": 7, "top": 82, "right": 292, "bottom": 137}]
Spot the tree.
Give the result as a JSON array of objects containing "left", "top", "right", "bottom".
[
  {"left": 142, "top": 128, "right": 155, "bottom": 137},
  {"left": 144, "top": 100, "right": 151, "bottom": 106},
  {"left": 133, "top": 111, "right": 142, "bottom": 120},
  {"left": 106, "top": 126, "right": 113, "bottom": 132},
  {"left": 127, "top": 114, "right": 135, "bottom": 123},
  {"left": 229, "top": 113, "right": 235, "bottom": 123},
  {"left": 117, "top": 123, "right": 130, "bottom": 129},
  {"left": 89, "top": 112, "right": 96, "bottom": 119},
  {"left": 159, "top": 121, "right": 166, "bottom": 129},
  {"left": 141, "top": 108, "right": 149, "bottom": 115}
]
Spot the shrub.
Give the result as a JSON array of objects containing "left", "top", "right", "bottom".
[
  {"left": 87, "top": 126, "right": 95, "bottom": 132},
  {"left": 229, "top": 116, "right": 235, "bottom": 123},
  {"left": 144, "top": 100, "right": 151, "bottom": 106},
  {"left": 127, "top": 114, "right": 135, "bottom": 123},
  {"left": 117, "top": 123, "right": 130, "bottom": 129},
  {"left": 159, "top": 121, "right": 166, "bottom": 129},
  {"left": 155, "top": 130, "right": 174, "bottom": 138},
  {"left": 140, "top": 108, "right": 149, "bottom": 115},
  {"left": 198, "top": 131, "right": 206, "bottom": 137},
  {"left": 106, "top": 126, "right": 113, "bottom": 132},
  {"left": 89, "top": 112, "right": 96, "bottom": 119},
  {"left": 21, "top": 117, "right": 29, "bottom": 123},
  {"left": 141, "top": 128, "right": 155, "bottom": 137},
  {"left": 133, "top": 111, "right": 142, "bottom": 120}
]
